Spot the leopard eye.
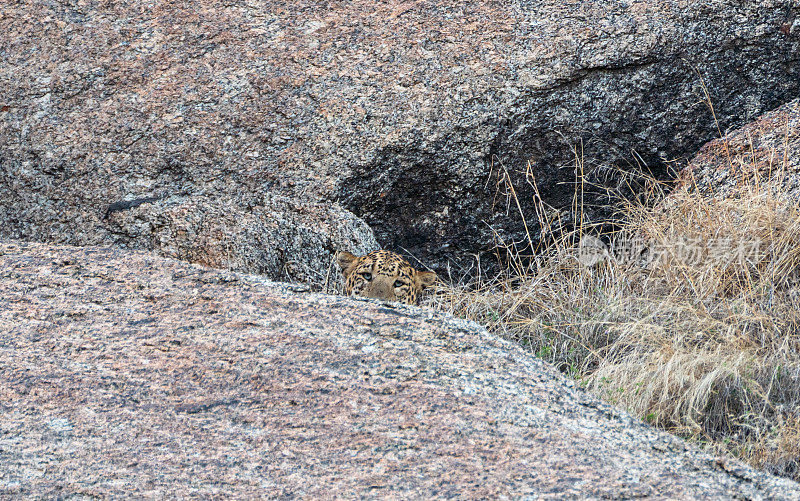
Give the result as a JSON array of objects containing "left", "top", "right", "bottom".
[
  {"left": 394, "top": 280, "right": 405, "bottom": 288},
  {"left": 360, "top": 272, "right": 372, "bottom": 281}
]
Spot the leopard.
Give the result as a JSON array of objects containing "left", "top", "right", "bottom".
[{"left": 336, "top": 250, "right": 436, "bottom": 305}]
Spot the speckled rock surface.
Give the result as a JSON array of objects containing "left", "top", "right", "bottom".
[
  {"left": 1, "top": 1, "right": 798, "bottom": 276},
  {"left": 2, "top": 240, "right": 799, "bottom": 498},
  {"left": 681, "top": 98, "right": 800, "bottom": 196},
  {"left": 101, "top": 192, "right": 378, "bottom": 289}
]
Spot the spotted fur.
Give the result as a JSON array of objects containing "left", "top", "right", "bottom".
[{"left": 337, "top": 250, "right": 436, "bottom": 305}]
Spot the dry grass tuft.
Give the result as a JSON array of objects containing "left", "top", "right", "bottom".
[{"left": 428, "top": 178, "right": 800, "bottom": 481}]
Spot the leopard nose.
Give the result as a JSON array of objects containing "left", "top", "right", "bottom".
[{"left": 366, "top": 278, "right": 393, "bottom": 300}]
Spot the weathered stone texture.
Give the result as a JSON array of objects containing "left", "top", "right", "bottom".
[
  {"left": 102, "top": 193, "right": 377, "bottom": 289},
  {"left": 681, "top": 98, "right": 800, "bottom": 196},
  {"left": 2, "top": 239, "right": 799, "bottom": 498},
  {"left": 1, "top": 0, "right": 798, "bottom": 275}
]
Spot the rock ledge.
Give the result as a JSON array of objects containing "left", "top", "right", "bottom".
[{"left": 2, "top": 240, "right": 799, "bottom": 498}]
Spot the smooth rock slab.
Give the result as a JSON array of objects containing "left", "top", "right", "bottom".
[{"left": 1, "top": 240, "right": 799, "bottom": 498}]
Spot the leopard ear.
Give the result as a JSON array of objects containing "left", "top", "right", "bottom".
[
  {"left": 415, "top": 270, "right": 437, "bottom": 290},
  {"left": 336, "top": 251, "right": 359, "bottom": 277}
]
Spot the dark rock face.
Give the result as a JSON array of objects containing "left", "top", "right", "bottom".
[
  {"left": 3, "top": 239, "right": 800, "bottom": 498},
  {"left": 681, "top": 98, "right": 800, "bottom": 196},
  {"left": 1, "top": 0, "right": 798, "bottom": 276}
]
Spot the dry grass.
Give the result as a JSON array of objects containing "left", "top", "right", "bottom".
[{"left": 428, "top": 178, "right": 800, "bottom": 481}]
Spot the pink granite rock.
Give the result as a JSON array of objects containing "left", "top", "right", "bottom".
[
  {"left": 102, "top": 193, "right": 377, "bottom": 290},
  {"left": 681, "top": 99, "right": 800, "bottom": 197},
  {"left": 1, "top": 0, "right": 798, "bottom": 277},
  {"left": 1, "top": 240, "right": 798, "bottom": 498}
]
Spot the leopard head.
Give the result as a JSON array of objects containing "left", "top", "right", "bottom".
[{"left": 337, "top": 250, "right": 436, "bottom": 305}]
